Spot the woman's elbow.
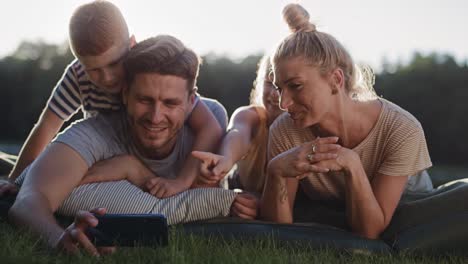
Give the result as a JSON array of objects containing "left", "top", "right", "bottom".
[{"left": 356, "top": 224, "right": 386, "bottom": 240}]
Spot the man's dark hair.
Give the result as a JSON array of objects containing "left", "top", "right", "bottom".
[{"left": 124, "top": 35, "right": 201, "bottom": 92}]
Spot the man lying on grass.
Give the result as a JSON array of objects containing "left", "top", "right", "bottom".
[{"left": 9, "top": 35, "right": 257, "bottom": 256}]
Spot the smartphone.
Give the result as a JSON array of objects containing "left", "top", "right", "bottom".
[{"left": 86, "top": 213, "right": 168, "bottom": 247}]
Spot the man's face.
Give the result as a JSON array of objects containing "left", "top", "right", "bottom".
[
  {"left": 78, "top": 36, "right": 135, "bottom": 94},
  {"left": 123, "top": 72, "right": 194, "bottom": 159}
]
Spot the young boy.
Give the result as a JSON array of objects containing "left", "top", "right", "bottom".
[{"left": 2, "top": 0, "right": 222, "bottom": 197}]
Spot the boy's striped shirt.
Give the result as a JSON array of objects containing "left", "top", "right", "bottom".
[{"left": 47, "top": 60, "right": 122, "bottom": 120}]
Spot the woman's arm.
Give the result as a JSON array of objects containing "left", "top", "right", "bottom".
[
  {"left": 260, "top": 159, "right": 299, "bottom": 223},
  {"left": 260, "top": 137, "right": 339, "bottom": 222},
  {"left": 315, "top": 147, "right": 408, "bottom": 239},
  {"left": 344, "top": 157, "right": 408, "bottom": 239}
]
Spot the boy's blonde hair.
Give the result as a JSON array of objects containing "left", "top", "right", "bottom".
[{"left": 69, "top": 0, "right": 129, "bottom": 56}]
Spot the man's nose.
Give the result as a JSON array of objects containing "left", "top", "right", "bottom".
[{"left": 149, "top": 103, "right": 164, "bottom": 124}]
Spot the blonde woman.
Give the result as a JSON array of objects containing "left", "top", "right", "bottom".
[{"left": 260, "top": 4, "right": 468, "bottom": 240}]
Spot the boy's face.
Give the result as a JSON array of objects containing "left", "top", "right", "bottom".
[
  {"left": 78, "top": 36, "right": 134, "bottom": 94},
  {"left": 123, "top": 72, "right": 195, "bottom": 159}
]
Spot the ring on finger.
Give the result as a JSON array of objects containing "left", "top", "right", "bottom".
[
  {"left": 311, "top": 145, "right": 317, "bottom": 154},
  {"left": 307, "top": 153, "right": 314, "bottom": 162}
]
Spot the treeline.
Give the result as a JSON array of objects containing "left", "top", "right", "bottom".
[{"left": 0, "top": 41, "right": 467, "bottom": 166}]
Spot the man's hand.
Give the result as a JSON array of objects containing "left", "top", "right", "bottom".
[
  {"left": 55, "top": 208, "right": 115, "bottom": 256},
  {"left": 230, "top": 193, "right": 258, "bottom": 220},
  {"left": 145, "top": 178, "right": 189, "bottom": 198},
  {"left": 0, "top": 179, "right": 18, "bottom": 197}
]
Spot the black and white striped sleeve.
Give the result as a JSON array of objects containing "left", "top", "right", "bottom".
[{"left": 47, "top": 61, "right": 82, "bottom": 120}]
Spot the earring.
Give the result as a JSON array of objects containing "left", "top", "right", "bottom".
[{"left": 331, "top": 88, "right": 338, "bottom": 95}]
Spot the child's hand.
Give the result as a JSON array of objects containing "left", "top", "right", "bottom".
[
  {"left": 191, "top": 151, "right": 234, "bottom": 185},
  {"left": 230, "top": 192, "right": 258, "bottom": 220},
  {"left": 145, "top": 177, "right": 189, "bottom": 198}
]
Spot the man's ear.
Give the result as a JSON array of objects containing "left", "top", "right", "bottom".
[
  {"left": 129, "top": 35, "right": 137, "bottom": 48},
  {"left": 189, "top": 86, "right": 198, "bottom": 104}
]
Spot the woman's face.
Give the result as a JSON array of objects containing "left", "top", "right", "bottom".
[
  {"left": 262, "top": 72, "right": 283, "bottom": 121},
  {"left": 274, "top": 57, "right": 334, "bottom": 128}
]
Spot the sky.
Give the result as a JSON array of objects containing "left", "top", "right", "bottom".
[{"left": 1, "top": 0, "right": 467, "bottom": 70}]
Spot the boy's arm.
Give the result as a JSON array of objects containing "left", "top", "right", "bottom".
[
  {"left": 9, "top": 61, "right": 81, "bottom": 181},
  {"left": 147, "top": 101, "right": 223, "bottom": 198},
  {"left": 8, "top": 108, "right": 64, "bottom": 180},
  {"left": 80, "top": 154, "right": 156, "bottom": 189}
]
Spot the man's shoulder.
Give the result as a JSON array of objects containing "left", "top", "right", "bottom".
[
  {"left": 200, "top": 97, "right": 225, "bottom": 112},
  {"left": 199, "top": 97, "right": 228, "bottom": 129},
  {"left": 56, "top": 111, "right": 125, "bottom": 143},
  {"left": 53, "top": 111, "right": 128, "bottom": 167}
]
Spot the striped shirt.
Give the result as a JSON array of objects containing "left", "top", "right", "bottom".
[
  {"left": 268, "top": 98, "right": 433, "bottom": 201},
  {"left": 47, "top": 60, "right": 122, "bottom": 120},
  {"left": 47, "top": 59, "right": 200, "bottom": 120}
]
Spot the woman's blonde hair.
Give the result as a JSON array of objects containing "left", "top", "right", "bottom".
[
  {"left": 250, "top": 55, "right": 273, "bottom": 106},
  {"left": 273, "top": 4, "right": 376, "bottom": 101}
]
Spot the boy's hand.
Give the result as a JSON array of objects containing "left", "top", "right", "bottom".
[
  {"left": 145, "top": 177, "right": 189, "bottom": 198},
  {"left": 230, "top": 193, "right": 258, "bottom": 220},
  {"left": 0, "top": 179, "right": 18, "bottom": 197},
  {"left": 191, "top": 151, "right": 233, "bottom": 185}
]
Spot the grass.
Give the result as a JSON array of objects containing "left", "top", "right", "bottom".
[
  {"left": 0, "top": 220, "right": 467, "bottom": 263},
  {"left": 1, "top": 164, "right": 468, "bottom": 263}
]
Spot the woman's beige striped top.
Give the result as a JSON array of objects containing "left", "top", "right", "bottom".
[{"left": 268, "top": 98, "right": 433, "bottom": 201}]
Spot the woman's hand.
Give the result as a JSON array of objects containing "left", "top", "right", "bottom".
[
  {"left": 191, "top": 151, "right": 234, "bottom": 185},
  {"left": 269, "top": 136, "right": 342, "bottom": 179},
  {"left": 308, "top": 146, "right": 360, "bottom": 176}
]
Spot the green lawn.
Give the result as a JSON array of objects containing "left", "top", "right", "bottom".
[
  {"left": 1, "top": 164, "right": 468, "bottom": 263},
  {"left": 0, "top": 220, "right": 467, "bottom": 264}
]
